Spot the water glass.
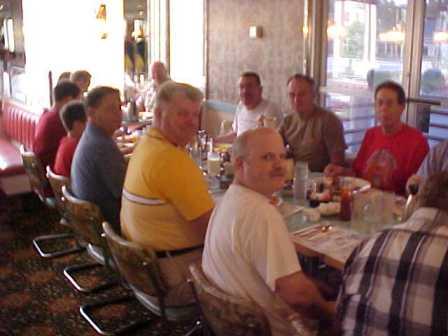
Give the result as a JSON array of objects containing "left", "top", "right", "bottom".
[
  {"left": 263, "top": 116, "right": 277, "bottom": 128},
  {"left": 207, "top": 152, "right": 221, "bottom": 177},
  {"left": 293, "top": 161, "right": 309, "bottom": 202}
]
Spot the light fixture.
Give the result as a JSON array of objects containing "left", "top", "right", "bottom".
[
  {"left": 249, "top": 26, "right": 262, "bottom": 39},
  {"left": 433, "top": 31, "right": 448, "bottom": 43},
  {"left": 96, "top": 3, "right": 108, "bottom": 39},
  {"left": 302, "top": 25, "right": 309, "bottom": 36},
  {"left": 379, "top": 25, "right": 405, "bottom": 43}
]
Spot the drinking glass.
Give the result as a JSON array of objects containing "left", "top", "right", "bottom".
[{"left": 207, "top": 152, "right": 221, "bottom": 177}]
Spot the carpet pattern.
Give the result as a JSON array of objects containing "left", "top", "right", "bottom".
[{"left": 0, "top": 194, "right": 197, "bottom": 336}]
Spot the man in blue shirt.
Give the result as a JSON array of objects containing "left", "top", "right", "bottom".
[
  {"left": 407, "top": 139, "right": 448, "bottom": 192},
  {"left": 71, "top": 86, "right": 125, "bottom": 230}
]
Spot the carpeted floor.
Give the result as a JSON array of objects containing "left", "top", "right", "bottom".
[{"left": 0, "top": 193, "right": 198, "bottom": 336}]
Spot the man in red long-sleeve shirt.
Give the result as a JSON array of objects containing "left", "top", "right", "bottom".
[
  {"left": 325, "top": 81, "right": 429, "bottom": 195},
  {"left": 53, "top": 101, "right": 86, "bottom": 177},
  {"left": 33, "top": 81, "right": 80, "bottom": 169}
]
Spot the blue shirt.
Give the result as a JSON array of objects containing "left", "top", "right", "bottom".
[
  {"left": 417, "top": 140, "right": 448, "bottom": 178},
  {"left": 71, "top": 122, "right": 125, "bottom": 229}
]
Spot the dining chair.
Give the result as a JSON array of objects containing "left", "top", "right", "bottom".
[
  {"left": 62, "top": 187, "right": 153, "bottom": 335},
  {"left": 188, "top": 263, "right": 319, "bottom": 336},
  {"left": 32, "top": 166, "right": 84, "bottom": 258},
  {"left": 101, "top": 221, "right": 202, "bottom": 336},
  {"left": 62, "top": 185, "right": 119, "bottom": 293},
  {"left": 20, "top": 146, "right": 55, "bottom": 207},
  {"left": 188, "top": 262, "right": 271, "bottom": 336}
]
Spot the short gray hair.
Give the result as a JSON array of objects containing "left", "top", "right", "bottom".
[
  {"left": 155, "top": 81, "right": 203, "bottom": 108},
  {"left": 417, "top": 171, "right": 448, "bottom": 210},
  {"left": 71, "top": 70, "right": 91, "bottom": 83}
]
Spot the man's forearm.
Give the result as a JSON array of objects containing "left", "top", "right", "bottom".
[
  {"left": 189, "top": 208, "right": 213, "bottom": 241},
  {"left": 330, "top": 150, "right": 345, "bottom": 166}
]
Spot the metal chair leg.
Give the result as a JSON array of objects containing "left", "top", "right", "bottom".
[
  {"left": 184, "top": 319, "right": 205, "bottom": 336},
  {"left": 63, "top": 262, "right": 119, "bottom": 293},
  {"left": 80, "top": 294, "right": 152, "bottom": 335},
  {"left": 33, "top": 233, "right": 84, "bottom": 258}
]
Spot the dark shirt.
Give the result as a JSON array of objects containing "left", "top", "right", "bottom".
[
  {"left": 33, "top": 107, "right": 66, "bottom": 169},
  {"left": 279, "top": 106, "right": 347, "bottom": 172},
  {"left": 71, "top": 122, "right": 125, "bottom": 230}
]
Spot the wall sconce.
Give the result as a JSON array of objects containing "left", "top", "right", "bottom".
[
  {"left": 249, "top": 26, "right": 262, "bottom": 39},
  {"left": 96, "top": 3, "right": 108, "bottom": 39}
]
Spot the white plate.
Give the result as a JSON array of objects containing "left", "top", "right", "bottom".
[
  {"left": 317, "top": 202, "right": 341, "bottom": 216},
  {"left": 310, "top": 176, "right": 371, "bottom": 192}
]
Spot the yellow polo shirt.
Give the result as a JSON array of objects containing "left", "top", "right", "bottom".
[{"left": 121, "top": 128, "right": 214, "bottom": 251}]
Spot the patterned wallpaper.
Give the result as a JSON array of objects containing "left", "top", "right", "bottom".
[{"left": 207, "top": 0, "right": 306, "bottom": 114}]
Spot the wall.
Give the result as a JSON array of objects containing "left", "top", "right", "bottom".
[
  {"left": 0, "top": 1, "right": 27, "bottom": 104},
  {"left": 22, "top": 0, "right": 124, "bottom": 110},
  {"left": 207, "top": 0, "right": 305, "bottom": 114}
]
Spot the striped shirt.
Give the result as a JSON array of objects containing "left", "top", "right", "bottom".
[{"left": 337, "top": 207, "right": 448, "bottom": 335}]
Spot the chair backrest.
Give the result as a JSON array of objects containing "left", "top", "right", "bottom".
[
  {"left": 189, "top": 262, "right": 271, "bottom": 336},
  {"left": 46, "top": 166, "right": 69, "bottom": 217},
  {"left": 20, "top": 146, "right": 49, "bottom": 202},
  {"left": 62, "top": 185, "right": 105, "bottom": 247},
  {"left": 102, "top": 222, "right": 167, "bottom": 298}
]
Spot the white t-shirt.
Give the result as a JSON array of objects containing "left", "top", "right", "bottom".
[
  {"left": 232, "top": 99, "right": 283, "bottom": 136},
  {"left": 202, "top": 184, "right": 301, "bottom": 335}
]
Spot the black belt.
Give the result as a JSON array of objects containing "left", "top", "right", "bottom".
[{"left": 155, "top": 244, "right": 203, "bottom": 259}]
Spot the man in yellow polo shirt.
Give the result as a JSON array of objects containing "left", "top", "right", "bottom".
[{"left": 121, "top": 81, "right": 214, "bottom": 304}]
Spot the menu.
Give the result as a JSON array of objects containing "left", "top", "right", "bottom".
[{"left": 290, "top": 224, "right": 366, "bottom": 270}]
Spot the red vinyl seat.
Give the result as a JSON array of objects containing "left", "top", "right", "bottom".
[{"left": 0, "top": 99, "right": 39, "bottom": 195}]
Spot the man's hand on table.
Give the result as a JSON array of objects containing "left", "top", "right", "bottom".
[
  {"left": 324, "top": 164, "right": 345, "bottom": 177},
  {"left": 406, "top": 174, "right": 422, "bottom": 195}
]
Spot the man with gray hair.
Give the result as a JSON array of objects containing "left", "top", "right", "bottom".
[
  {"left": 407, "top": 139, "right": 448, "bottom": 193},
  {"left": 337, "top": 171, "right": 448, "bottom": 335},
  {"left": 138, "top": 61, "right": 171, "bottom": 112},
  {"left": 281, "top": 73, "right": 346, "bottom": 172},
  {"left": 203, "top": 127, "right": 335, "bottom": 335},
  {"left": 121, "top": 81, "right": 214, "bottom": 304},
  {"left": 71, "top": 70, "right": 92, "bottom": 95}
]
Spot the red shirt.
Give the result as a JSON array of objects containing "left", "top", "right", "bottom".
[
  {"left": 353, "top": 125, "right": 429, "bottom": 195},
  {"left": 53, "top": 136, "right": 79, "bottom": 177},
  {"left": 32, "top": 107, "right": 66, "bottom": 169}
]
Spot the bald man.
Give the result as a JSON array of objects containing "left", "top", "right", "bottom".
[
  {"left": 203, "top": 128, "right": 335, "bottom": 335},
  {"left": 138, "top": 61, "right": 171, "bottom": 112}
]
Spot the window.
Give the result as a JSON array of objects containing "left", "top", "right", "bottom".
[
  {"left": 169, "top": 0, "right": 204, "bottom": 90},
  {"left": 315, "top": 0, "right": 448, "bottom": 154},
  {"left": 418, "top": 0, "right": 448, "bottom": 146},
  {"left": 324, "top": 0, "right": 408, "bottom": 154}
]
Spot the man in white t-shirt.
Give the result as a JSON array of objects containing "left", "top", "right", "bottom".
[
  {"left": 203, "top": 128, "right": 335, "bottom": 335},
  {"left": 215, "top": 72, "right": 282, "bottom": 143}
]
